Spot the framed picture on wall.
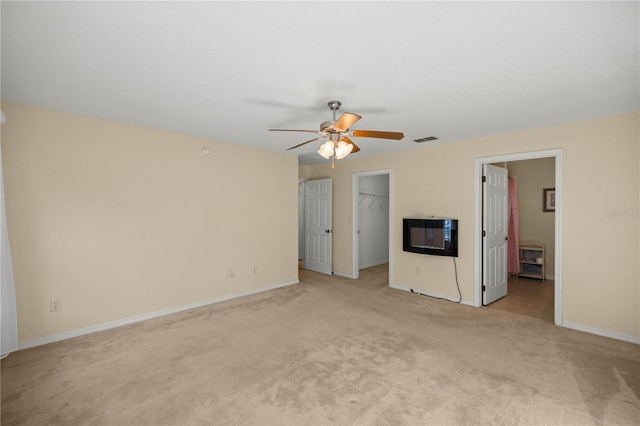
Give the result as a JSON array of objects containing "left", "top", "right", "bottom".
[{"left": 543, "top": 188, "right": 555, "bottom": 212}]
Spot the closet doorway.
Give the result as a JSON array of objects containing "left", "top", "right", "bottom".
[{"left": 352, "top": 170, "right": 392, "bottom": 280}]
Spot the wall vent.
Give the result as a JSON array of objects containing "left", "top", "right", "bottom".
[{"left": 413, "top": 136, "right": 438, "bottom": 143}]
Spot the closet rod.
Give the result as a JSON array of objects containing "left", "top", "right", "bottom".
[{"left": 358, "top": 192, "right": 389, "bottom": 197}]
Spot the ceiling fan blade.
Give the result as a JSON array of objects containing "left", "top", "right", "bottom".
[
  {"left": 333, "top": 112, "right": 362, "bottom": 132},
  {"left": 286, "top": 136, "right": 325, "bottom": 151},
  {"left": 270, "top": 128, "right": 323, "bottom": 134},
  {"left": 351, "top": 130, "right": 404, "bottom": 140},
  {"left": 341, "top": 137, "right": 360, "bottom": 153}
]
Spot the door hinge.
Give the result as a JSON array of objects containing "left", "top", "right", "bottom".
[
  {"left": 482, "top": 230, "right": 486, "bottom": 237},
  {"left": 482, "top": 285, "right": 486, "bottom": 291},
  {"left": 482, "top": 175, "right": 486, "bottom": 183}
]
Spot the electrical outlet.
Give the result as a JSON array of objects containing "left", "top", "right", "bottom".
[
  {"left": 225, "top": 270, "right": 235, "bottom": 279},
  {"left": 50, "top": 298, "right": 62, "bottom": 312}
]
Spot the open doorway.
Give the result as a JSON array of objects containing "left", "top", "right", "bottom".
[
  {"left": 486, "top": 158, "right": 556, "bottom": 322},
  {"left": 352, "top": 170, "right": 392, "bottom": 280},
  {"left": 474, "top": 149, "right": 563, "bottom": 326}
]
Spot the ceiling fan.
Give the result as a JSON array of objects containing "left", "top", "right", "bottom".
[{"left": 269, "top": 100, "right": 404, "bottom": 166}]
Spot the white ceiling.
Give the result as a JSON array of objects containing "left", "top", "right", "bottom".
[{"left": 2, "top": 1, "right": 638, "bottom": 165}]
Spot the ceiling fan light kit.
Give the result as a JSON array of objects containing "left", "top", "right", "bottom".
[
  {"left": 317, "top": 140, "right": 335, "bottom": 159},
  {"left": 269, "top": 100, "right": 404, "bottom": 167},
  {"left": 334, "top": 140, "right": 354, "bottom": 159},
  {"left": 318, "top": 133, "right": 354, "bottom": 160}
]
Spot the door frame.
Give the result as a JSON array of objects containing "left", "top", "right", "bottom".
[
  {"left": 352, "top": 169, "right": 393, "bottom": 280},
  {"left": 473, "top": 149, "right": 563, "bottom": 326}
]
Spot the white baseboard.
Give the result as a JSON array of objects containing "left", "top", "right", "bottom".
[
  {"left": 390, "top": 282, "right": 475, "bottom": 306},
  {"left": 18, "top": 279, "right": 300, "bottom": 352},
  {"left": 17, "top": 279, "right": 637, "bottom": 351},
  {"left": 332, "top": 271, "right": 355, "bottom": 279},
  {"left": 359, "top": 259, "right": 389, "bottom": 270},
  {"left": 561, "top": 321, "right": 640, "bottom": 345},
  {"left": 392, "top": 284, "right": 638, "bottom": 344}
]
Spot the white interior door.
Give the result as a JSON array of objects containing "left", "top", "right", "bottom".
[
  {"left": 298, "top": 181, "right": 305, "bottom": 260},
  {"left": 483, "top": 164, "right": 508, "bottom": 304},
  {"left": 304, "top": 179, "right": 332, "bottom": 275}
]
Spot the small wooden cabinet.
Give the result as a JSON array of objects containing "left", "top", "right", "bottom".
[{"left": 518, "top": 245, "right": 545, "bottom": 280}]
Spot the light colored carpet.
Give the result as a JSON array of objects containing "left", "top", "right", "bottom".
[{"left": 2, "top": 265, "right": 639, "bottom": 425}]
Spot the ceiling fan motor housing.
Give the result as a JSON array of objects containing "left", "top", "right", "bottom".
[{"left": 320, "top": 120, "right": 336, "bottom": 132}]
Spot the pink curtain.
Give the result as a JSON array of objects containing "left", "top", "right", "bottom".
[{"left": 507, "top": 176, "right": 520, "bottom": 273}]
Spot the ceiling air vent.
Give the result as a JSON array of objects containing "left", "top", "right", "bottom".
[{"left": 413, "top": 136, "right": 438, "bottom": 143}]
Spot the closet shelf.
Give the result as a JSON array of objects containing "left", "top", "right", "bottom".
[
  {"left": 358, "top": 192, "right": 389, "bottom": 208},
  {"left": 358, "top": 192, "right": 389, "bottom": 197}
]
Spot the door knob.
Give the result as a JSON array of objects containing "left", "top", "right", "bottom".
[
  {"left": 325, "top": 229, "right": 332, "bottom": 233},
  {"left": 505, "top": 236, "right": 511, "bottom": 241}
]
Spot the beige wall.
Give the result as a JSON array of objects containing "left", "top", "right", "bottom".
[
  {"left": 306, "top": 112, "right": 639, "bottom": 340},
  {"left": 298, "top": 165, "right": 311, "bottom": 181},
  {"left": 507, "top": 158, "right": 556, "bottom": 278},
  {"left": 3, "top": 102, "right": 638, "bottom": 344},
  {"left": 1, "top": 102, "right": 299, "bottom": 344}
]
